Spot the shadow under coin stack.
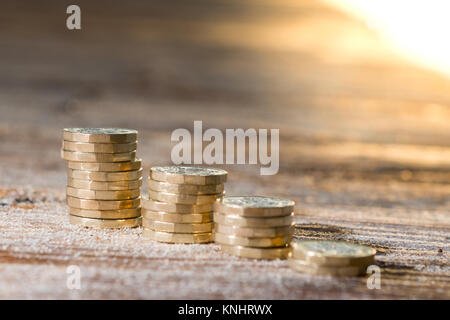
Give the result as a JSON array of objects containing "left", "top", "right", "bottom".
[
  {"left": 61, "top": 128, "right": 142, "bottom": 228},
  {"left": 143, "top": 166, "right": 227, "bottom": 244},
  {"left": 288, "top": 240, "right": 376, "bottom": 277},
  {"left": 214, "top": 196, "right": 295, "bottom": 260}
]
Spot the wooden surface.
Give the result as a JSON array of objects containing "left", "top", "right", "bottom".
[{"left": 0, "top": 0, "right": 449, "bottom": 299}]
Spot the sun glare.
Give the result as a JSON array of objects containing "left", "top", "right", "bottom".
[{"left": 326, "top": 0, "right": 450, "bottom": 77}]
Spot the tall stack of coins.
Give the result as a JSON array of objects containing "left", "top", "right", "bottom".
[
  {"left": 142, "top": 166, "right": 227, "bottom": 244},
  {"left": 214, "top": 196, "right": 295, "bottom": 260},
  {"left": 61, "top": 128, "right": 142, "bottom": 228},
  {"left": 288, "top": 240, "right": 376, "bottom": 276}
]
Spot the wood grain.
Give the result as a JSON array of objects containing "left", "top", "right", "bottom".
[{"left": 0, "top": 0, "right": 448, "bottom": 299}]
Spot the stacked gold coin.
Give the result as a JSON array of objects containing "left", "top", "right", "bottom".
[
  {"left": 61, "top": 128, "right": 142, "bottom": 228},
  {"left": 143, "top": 166, "right": 227, "bottom": 243},
  {"left": 214, "top": 196, "right": 295, "bottom": 260},
  {"left": 288, "top": 240, "right": 376, "bottom": 276}
]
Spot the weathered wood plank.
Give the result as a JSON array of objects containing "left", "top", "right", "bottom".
[{"left": 0, "top": 0, "right": 448, "bottom": 299}]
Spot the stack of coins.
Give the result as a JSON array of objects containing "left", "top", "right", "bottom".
[
  {"left": 289, "top": 240, "right": 376, "bottom": 276},
  {"left": 214, "top": 196, "right": 295, "bottom": 260},
  {"left": 61, "top": 128, "right": 142, "bottom": 228},
  {"left": 143, "top": 166, "right": 227, "bottom": 243}
]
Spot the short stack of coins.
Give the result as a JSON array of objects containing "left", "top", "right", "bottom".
[
  {"left": 61, "top": 128, "right": 142, "bottom": 228},
  {"left": 288, "top": 240, "right": 376, "bottom": 277},
  {"left": 214, "top": 196, "right": 295, "bottom": 260},
  {"left": 142, "top": 166, "right": 227, "bottom": 243}
]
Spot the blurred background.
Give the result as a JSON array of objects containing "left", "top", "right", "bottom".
[
  {"left": 0, "top": 0, "right": 448, "bottom": 299},
  {"left": 1, "top": 0, "right": 449, "bottom": 185},
  {"left": 1, "top": 0, "right": 449, "bottom": 204}
]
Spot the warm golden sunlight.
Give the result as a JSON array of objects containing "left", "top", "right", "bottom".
[
  {"left": 0, "top": 0, "right": 449, "bottom": 301},
  {"left": 327, "top": 0, "right": 450, "bottom": 77}
]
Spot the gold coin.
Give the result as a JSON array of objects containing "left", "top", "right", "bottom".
[
  {"left": 220, "top": 244, "right": 291, "bottom": 260},
  {"left": 142, "top": 210, "right": 213, "bottom": 223},
  {"left": 288, "top": 259, "right": 367, "bottom": 277},
  {"left": 63, "top": 128, "right": 137, "bottom": 143},
  {"left": 142, "top": 228, "right": 213, "bottom": 244},
  {"left": 291, "top": 240, "right": 376, "bottom": 267},
  {"left": 150, "top": 166, "right": 227, "bottom": 185},
  {"left": 69, "top": 207, "right": 141, "bottom": 219},
  {"left": 144, "top": 220, "right": 213, "bottom": 233},
  {"left": 214, "top": 212, "right": 294, "bottom": 228},
  {"left": 67, "top": 178, "right": 143, "bottom": 191},
  {"left": 214, "top": 196, "right": 294, "bottom": 217},
  {"left": 215, "top": 224, "right": 294, "bottom": 238},
  {"left": 61, "top": 149, "right": 136, "bottom": 162},
  {"left": 148, "top": 190, "right": 222, "bottom": 205},
  {"left": 214, "top": 232, "right": 292, "bottom": 248},
  {"left": 66, "top": 196, "right": 140, "bottom": 210},
  {"left": 142, "top": 198, "right": 213, "bottom": 214},
  {"left": 62, "top": 141, "right": 137, "bottom": 153},
  {"left": 67, "top": 159, "right": 142, "bottom": 172},
  {"left": 67, "top": 168, "right": 143, "bottom": 181},
  {"left": 148, "top": 179, "right": 224, "bottom": 195},
  {"left": 69, "top": 215, "right": 141, "bottom": 229},
  {"left": 66, "top": 187, "right": 140, "bottom": 200}
]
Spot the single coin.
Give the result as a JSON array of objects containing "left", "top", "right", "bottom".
[
  {"left": 62, "top": 141, "right": 137, "bottom": 153},
  {"left": 61, "top": 149, "right": 136, "bottom": 162},
  {"left": 148, "top": 190, "right": 223, "bottom": 205},
  {"left": 142, "top": 210, "right": 213, "bottom": 223},
  {"left": 148, "top": 179, "right": 224, "bottom": 195},
  {"left": 144, "top": 220, "right": 213, "bottom": 233},
  {"left": 214, "top": 232, "right": 292, "bottom": 248},
  {"left": 150, "top": 166, "right": 227, "bottom": 185},
  {"left": 291, "top": 240, "right": 376, "bottom": 267},
  {"left": 142, "top": 198, "right": 213, "bottom": 214},
  {"left": 214, "top": 212, "right": 294, "bottom": 228},
  {"left": 67, "top": 178, "right": 143, "bottom": 191},
  {"left": 214, "top": 196, "right": 294, "bottom": 217},
  {"left": 143, "top": 229, "right": 213, "bottom": 244},
  {"left": 66, "top": 196, "right": 140, "bottom": 210},
  {"left": 66, "top": 187, "right": 140, "bottom": 200},
  {"left": 288, "top": 259, "right": 367, "bottom": 277},
  {"left": 63, "top": 128, "right": 137, "bottom": 143},
  {"left": 69, "top": 207, "right": 141, "bottom": 219},
  {"left": 215, "top": 224, "right": 294, "bottom": 238},
  {"left": 67, "top": 168, "right": 143, "bottom": 181},
  {"left": 69, "top": 215, "right": 141, "bottom": 229},
  {"left": 220, "top": 244, "right": 291, "bottom": 260},
  {"left": 67, "top": 159, "right": 142, "bottom": 172}
]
